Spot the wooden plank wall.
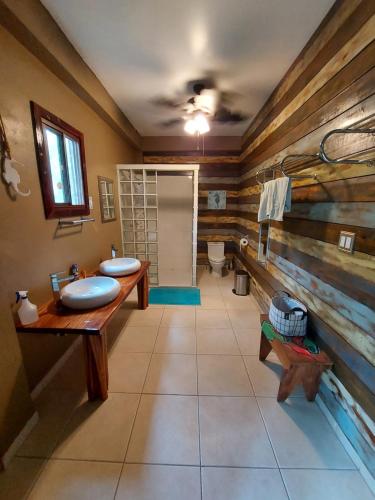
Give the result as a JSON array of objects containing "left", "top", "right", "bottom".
[
  {"left": 238, "top": 0, "right": 375, "bottom": 475},
  {"left": 143, "top": 152, "right": 241, "bottom": 264}
]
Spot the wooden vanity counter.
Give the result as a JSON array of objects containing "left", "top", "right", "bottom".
[{"left": 16, "top": 261, "right": 150, "bottom": 401}]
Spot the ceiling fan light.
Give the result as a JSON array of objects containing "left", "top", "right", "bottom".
[
  {"left": 184, "top": 119, "right": 197, "bottom": 135},
  {"left": 194, "top": 113, "right": 210, "bottom": 134}
]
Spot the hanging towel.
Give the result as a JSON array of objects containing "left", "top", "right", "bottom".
[{"left": 258, "top": 177, "right": 292, "bottom": 222}]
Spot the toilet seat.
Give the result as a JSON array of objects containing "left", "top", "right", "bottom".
[{"left": 209, "top": 256, "right": 226, "bottom": 264}]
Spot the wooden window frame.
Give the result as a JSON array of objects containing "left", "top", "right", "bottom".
[{"left": 31, "top": 101, "right": 89, "bottom": 219}]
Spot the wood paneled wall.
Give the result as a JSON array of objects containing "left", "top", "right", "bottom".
[
  {"left": 142, "top": 2, "right": 375, "bottom": 476},
  {"left": 143, "top": 152, "right": 241, "bottom": 263},
  {"left": 238, "top": 0, "right": 375, "bottom": 476}
]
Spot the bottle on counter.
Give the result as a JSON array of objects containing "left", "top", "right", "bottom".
[{"left": 16, "top": 290, "right": 39, "bottom": 325}]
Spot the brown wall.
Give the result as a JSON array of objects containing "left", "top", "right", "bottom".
[
  {"left": 0, "top": 287, "right": 35, "bottom": 464},
  {"left": 238, "top": 0, "right": 375, "bottom": 473},
  {"left": 0, "top": 24, "right": 139, "bottom": 457},
  {"left": 142, "top": 135, "right": 241, "bottom": 152}
]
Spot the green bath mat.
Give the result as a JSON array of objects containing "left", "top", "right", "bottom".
[{"left": 149, "top": 287, "right": 201, "bottom": 306}]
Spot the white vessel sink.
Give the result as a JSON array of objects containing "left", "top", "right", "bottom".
[
  {"left": 61, "top": 276, "right": 121, "bottom": 310},
  {"left": 99, "top": 257, "right": 141, "bottom": 277}
]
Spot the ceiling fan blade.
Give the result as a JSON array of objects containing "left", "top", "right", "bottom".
[
  {"left": 186, "top": 77, "right": 217, "bottom": 95},
  {"left": 151, "top": 96, "right": 184, "bottom": 109},
  {"left": 213, "top": 107, "right": 249, "bottom": 123},
  {"left": 158, "top": 118, "right": 184, "bottom": 128}
]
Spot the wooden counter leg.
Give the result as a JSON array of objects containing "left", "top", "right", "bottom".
[
  {"left": 137, "top": 271, "right": 149, "bottom": 310},
  {"left": 259, "top": 332, "right": 272, "bottom": 361},
  {"left": 83, "top": 330, "right": 108, "bottom": 401}
]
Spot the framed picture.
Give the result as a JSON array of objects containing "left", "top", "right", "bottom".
[
  {"left": 98, "top": 176, "right": 116, "bottom": 222},
  {"left": 208, "top": 190, "right": 226, "bottom": 209}
]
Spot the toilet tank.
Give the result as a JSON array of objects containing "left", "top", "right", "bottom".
[{"left": 207, "top": 242, "right": 225, "bottom": 259}]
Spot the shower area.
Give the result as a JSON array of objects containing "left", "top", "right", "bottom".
[{"left": 116, "top": 165, "right": 199, "bottom": 287}]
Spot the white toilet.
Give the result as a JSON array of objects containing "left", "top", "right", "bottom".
[{"left": 207, "top": 242, "right": 226, "bottom": 277}]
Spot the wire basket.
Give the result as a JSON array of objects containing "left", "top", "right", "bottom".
[{"left": 269, "top": 291, "right": 307, "bottom": 337}]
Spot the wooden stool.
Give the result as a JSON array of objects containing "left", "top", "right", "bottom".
[{"left": 259, "top": 314, "right": 332, "bottom": 402}]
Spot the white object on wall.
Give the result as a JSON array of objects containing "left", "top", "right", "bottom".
[
  {"left": 1, "top": 114, "right": 31, "bottom": 197},
  {"left": 2, "top": 158, "right": 31, "bottom": 197},
  {"left": 240, "top": 236, "right": 249, "bottom": 250}
]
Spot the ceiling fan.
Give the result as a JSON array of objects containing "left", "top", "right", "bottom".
[{"left": 152, "top": 77, "right": 250, "bottom": 134}]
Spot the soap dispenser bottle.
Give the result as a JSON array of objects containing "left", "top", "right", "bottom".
[{"left": 16, "top": 291, "right": 39, "bottom": 325}]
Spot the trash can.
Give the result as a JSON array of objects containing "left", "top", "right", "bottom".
[{"left": 232, "top": 270, "right": 250, "bottom": 296}]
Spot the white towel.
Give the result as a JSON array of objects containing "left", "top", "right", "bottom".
[{"left": 258, "top": 177, "right": 291, "bottom": 222}]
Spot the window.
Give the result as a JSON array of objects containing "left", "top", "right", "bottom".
[
  {"left": 31, "top": 102, "right": 89, "bottom": 219},
  {"left": 257, "top": 222, "right": 270, "bottom": 265}
]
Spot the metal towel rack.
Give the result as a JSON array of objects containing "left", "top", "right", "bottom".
[
  {"left": 58, "top": 217, "right": 95, "bottom": 227},
  {"left": 255, "top": 115, "right": 375, "bottom": 186},
  {"left": 255, "top": 154, "right": 318, "bottom": 186},
  {"left": 319, "top": 126, "right": 375, "bottom": 166}
]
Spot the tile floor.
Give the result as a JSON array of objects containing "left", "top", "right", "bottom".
[{"left": 0, "top": 268, "right": 373, "bottom": 500}]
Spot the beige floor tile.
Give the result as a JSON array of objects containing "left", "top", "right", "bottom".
[
  {"left": 28, "top": 459, "right": 122, "bottom": 500},
  {"left": 112, "top": 326, "right": 159, "bottom": 353},
  {"left": 197, "top": 274, "right": 222, "bottom": 286},
  {"left": 161, "top": 308, "right": 196, "bottom": 328},
  {"left": 199, "top": 294, "right": 225, "bottom": 309},
  {"left": 116, "top": 464, "right": 201, "bottom": 500},
  {"left": 281, "top": 469, "right": 374, "bottom": 500},
  {"left": 220, "top": 283, "right": 235, "bottom": 292},
  {"left": 243, "top": 356, "right": 304, "bottom": 397},
  {"left": 154, "top": 327, "right": 196, "bottom": 354},
  {"left": 17, "top": 390, "right": 82, "bottom": 458},
  {"left": 234, "top": 328, "right": 261, "bottom": 355},
  {"left": 197, "top": 285, "right": 222, "bottom": 297},
  {"left": 126, "top": 394, "right": 200, "bottom": 465},
  {"left": 196, "top": 309, "right": 231, "bottom": 329},
  {"left": 223, "top": 294, "right": 259, "bottom": 310},
  {"left": 0, "top": 457, "right": 45, "bottom": 500},
  {"left": 258, "top": 398, "right": 355, "bottom": 469},
  {"left": 144, "top": 354, "right": 197, "bottom": 395},
  {"left": 127, "top": 308, "right": 164, "bottom": 327},
  {"left": 228, "top": 309, "right": 260, "bottom": 331},
  {"left": 109, "top": 353, "right": 151, "bottom": 393},
  {"left": 198, "top": 355, "right": 253, "bottom": 396},
  {"left": 202, "top": 467, "right": 288, "bottom": 500},
  {"left": 53, "top": 393, "right": 139, "bottom": 462},
  {"left": 197, "top": 328, "right": 240, "bottom": 355},
  {"left": 199, "top": 396, "right": 276, "bottom": 467}
]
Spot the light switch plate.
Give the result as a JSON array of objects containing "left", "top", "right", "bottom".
[
  {"left": 89, "top": 196, "right": 93, "bottom": 209},
  {"left": 338, "top": 230, "right": 355, "bottom": 253}
]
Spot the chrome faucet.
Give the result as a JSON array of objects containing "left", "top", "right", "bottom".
[
  {"left": 111, "top": 244, "right": 118, "bottom": 259},
  {"left": 50, "top": 264, "right": 80, "bottom": 304}
]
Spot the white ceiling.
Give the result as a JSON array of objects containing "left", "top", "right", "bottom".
[{"left": 42, "top": 0, "right": 334, "bottom": 136}]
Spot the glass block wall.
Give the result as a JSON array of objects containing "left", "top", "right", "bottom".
[{"left": 118, "top": 168, "right": 159, "bottom": 285}]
